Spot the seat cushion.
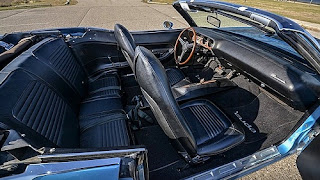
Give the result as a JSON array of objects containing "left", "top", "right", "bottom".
[
  {"left": 165, "top": 67, "right": 185, "bottom": 86},
  {"left": 79, "top": 97, "right": 123, "bottom": 117},
  {"left": 80, "top": 111, "right": 130, "bottom": 148},
  {"left": 0, "top": 70, "right": 80, "bottom": 148},
  {"left": 181, "top": 99, "right": 245, "bottom": 156}
]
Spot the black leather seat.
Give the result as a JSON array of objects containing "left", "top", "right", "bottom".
[
  {"left": 134, "top": 46, "right": 244, "bottom": 163},
  {"left": 32, "top": 38, "right": 121, "bottom": 99},
  {"left": 0, "top": 38, "right": 130, "bottom": 148},
  {"left": 114, "top": 24, "right": 186, "bottom": 86},
  {"left": 114, "top": 24, "right": 136, "bottom": 70}
]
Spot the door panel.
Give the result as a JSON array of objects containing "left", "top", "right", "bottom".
[
  {"left": 70, "top": 29, "right": 181, "bottom": 76},
  {"left": 133, "top": 30, "right": 181, "bottom": 64}
]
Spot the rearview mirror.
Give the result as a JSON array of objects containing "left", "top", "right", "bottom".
[
  {"left": 163, "top": 21, "right": 174, "bottom": 29},
  {"left": 207, "top": 15, "right": 221, "bottom": 28}
]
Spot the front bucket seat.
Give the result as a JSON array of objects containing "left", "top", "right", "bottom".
[
  {"left": 134, "top": 46, "right": 245, "bottom": 164},
  {"left": 114, "top": 24, "right": 186, "bottom": 87}
]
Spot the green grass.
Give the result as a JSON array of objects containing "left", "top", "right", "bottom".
[
  {"left": 146, "top": 0, "right": 320, "bottom": 25},
  {"left": 0, "top": 0, "right": 77, "bottom": 11}
]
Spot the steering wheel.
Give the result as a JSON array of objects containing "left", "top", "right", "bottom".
[{"left": 174, "top": 27, "right": 197, "bottom": 65}]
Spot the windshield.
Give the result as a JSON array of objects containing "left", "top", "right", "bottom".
[
  {"left": 188, "top": 11, "right": 250, "bottom": 28},
  {"left": 186, "top": 9, "right": 305, "bottom": 58}
]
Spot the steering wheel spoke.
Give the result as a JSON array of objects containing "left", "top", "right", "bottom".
[
  {"left": 178, "top": 37, "right": 186, "bottom": 46},
  {"left": 179, "top": 48, "right": 187, "bottom": 61},
  {"left": 174, "top": 27, "right": 196, "bottom": 65}
]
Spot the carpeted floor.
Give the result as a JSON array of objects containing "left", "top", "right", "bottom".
[
  {"left": 130, "top": 75, "right": 305, "bottom": 179},
  {"left": 208, "top": 76, "right": 305, "bottom": 149}
]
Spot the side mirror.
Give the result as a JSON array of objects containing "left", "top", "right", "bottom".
[
  {"left": 163, "top": 21, "right": 174, "bottom": 29},
  {"left": 207, "top": 15, "right": 221, "bottom": 28}
]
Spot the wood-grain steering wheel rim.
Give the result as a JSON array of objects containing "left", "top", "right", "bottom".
[{"left": 174, "top": 27, "right": 197, "bottom": 65}]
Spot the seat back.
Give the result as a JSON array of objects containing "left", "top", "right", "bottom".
[
  {"left": 0, "top": 39, "right": 83, "bottom": 148},
  {"left": 114, "top": 24, "right": 136, "bottom": 70},
  {"left": 32, "top": 38, "right": 87, "bottom": 98},
  {"left": 2, "top": 38, "right": 85, "bottom": 112},
  {"left": 134, "top": 46, "right": 197, "bottom": 155}
]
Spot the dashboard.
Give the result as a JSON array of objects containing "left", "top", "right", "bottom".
[{"left": 192, "top": 27, "right": 320, "bottom": 110}]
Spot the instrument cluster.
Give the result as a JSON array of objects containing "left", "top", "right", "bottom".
[{"left": 196, "top": 34, "right": 214, "bottom": 50}]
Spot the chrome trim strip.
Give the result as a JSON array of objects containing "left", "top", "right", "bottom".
[
  {"left": 184, "top": 146, "right": 280, "bottom": 180},
  {"left": 2, "top": 158, "right": 121, "bottom": 180},
  {"left": 40, "top": 148, "right": 146, "bottom": 159}
]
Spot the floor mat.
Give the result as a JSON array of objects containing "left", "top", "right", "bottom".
[
  {"left": 134, "top": 125, "right": 181, "bottom": 171},
  {"left": 134, "top": 124, "right": 260, "bottom": 180},
  {"left": 147, "top": 141, "right": 261, "bottom": 180},
  {"left": 208, "top": 85, "right": 304, "bottom": 149}
]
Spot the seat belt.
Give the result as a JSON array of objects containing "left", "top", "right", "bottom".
[
  {"left": 128, "top": 96, "right": 153, "bottom": 130},
  {"left": 88, "top": 70, "right": 118, "bottom": 83},
  {"left": 89, "top": 86, "right": 121, "bottom": 95}
]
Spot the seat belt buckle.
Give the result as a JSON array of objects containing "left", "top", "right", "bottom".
[
  {"left": 131, "top": 95, "right": 144, "bottom": 107},
  {"left": 128, "top": 95, "right": 153, "bottom": 131}
]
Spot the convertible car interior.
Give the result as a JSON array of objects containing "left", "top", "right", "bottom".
[{"left": 0, "top": 4, "right": 320, "bottom": 178}]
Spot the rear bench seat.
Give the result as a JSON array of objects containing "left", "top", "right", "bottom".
[{"left": 0, "top": 38, "right": 130, "bottom": 148}]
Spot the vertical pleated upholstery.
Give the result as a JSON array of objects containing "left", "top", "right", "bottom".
[
  {"left": 0, "top": 38, "right": 130, "bottom": 148},
  {"left": 12, "top": 81, "right": 79, "bottom": 147},
  {"left": 33, "top": 38, "right": 87, "bottom": 98}
]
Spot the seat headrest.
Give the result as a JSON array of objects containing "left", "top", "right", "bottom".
[{"left": 114, "top": 24, "right": 136, "bottom": 60}]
